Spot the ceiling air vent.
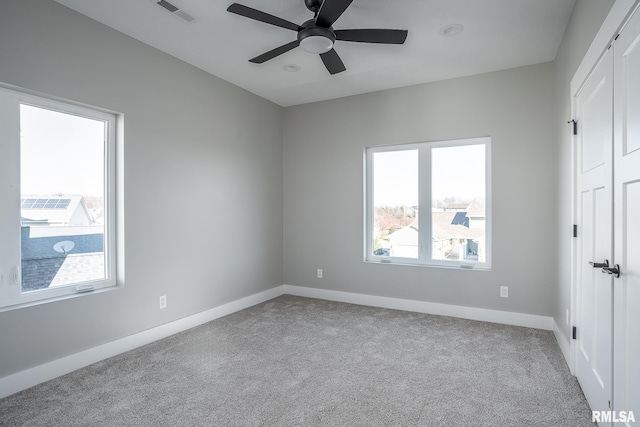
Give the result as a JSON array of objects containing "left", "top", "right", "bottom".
[{"left": 154, "top": 0, "right": 196, "bottom": 23}]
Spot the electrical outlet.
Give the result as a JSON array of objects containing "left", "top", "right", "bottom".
[
  {"left": 500, "top": 286, "right": 508, "bottom": 298},
  {"left": 316, "top": 269, "right": 323, "bottom": 279},
  {"left": 159, "top": 295, "right": 167, "bottom": 309}
]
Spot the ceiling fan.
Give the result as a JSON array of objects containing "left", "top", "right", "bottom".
[{"left": 227, "top": 0, "right": 408, "bottom": 75}]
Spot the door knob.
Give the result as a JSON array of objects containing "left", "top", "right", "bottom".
[
  {"left": 602, "top": 264, "right": 621, "bottom": 278},
  {"left": 589, "top": 260, "right": 609, "bottom": 268}
]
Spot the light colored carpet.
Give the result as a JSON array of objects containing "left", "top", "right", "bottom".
[{"left": 0, "top": 295, "right": 593, "bottom": 426}]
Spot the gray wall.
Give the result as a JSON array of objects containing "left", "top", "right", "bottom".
[
  {"left": 283, "top": 62, "right": 556, "bottom": 316},
  {"left": 0, "top": 0, "right": 283, "bottom": 377},
  {"left": 553, "top": 0, "right": 615, "bottom": 342}
]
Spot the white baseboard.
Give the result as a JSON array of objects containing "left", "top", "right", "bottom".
[
  {"left": 553, "top": 319, "right": 573, "bottom": 373},
  {"left": 1, "top": 284, "right": 557, "bottom": 400},
  {"left": 0, "top": 285, "right": 286, "bottom": 400},
  {"left": 284, "top": 285, "right": 554, "bottom": 330}
]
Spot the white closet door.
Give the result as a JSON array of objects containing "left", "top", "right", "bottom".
[
  {"left": 575, "top": 47, "right": 614, "bottom": 424},
  {"left": 613, "top": 7, "right": 640, "bottom": 426}
]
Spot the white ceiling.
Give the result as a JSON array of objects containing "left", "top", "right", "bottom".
[{"left": 53, "top": 0, "right": 576, "bottom": 107}]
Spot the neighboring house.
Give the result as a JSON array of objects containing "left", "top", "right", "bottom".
[
  {"left": 441, "top": 203, "right": 469, "bottom": 212},
  {"left": 21, "top": 196, "right": 94, "bottom": 226},
  {"left": 388, "top": 199, "right": 486, "bottom": 261},
  {"left": 20, "top": 196, "right": 104, "bottom": 291},
  {"left": 432, "top": 211, "right": 484, "bottom": 261},
  {"left": 388, "top": 219, "right": 419, "bottom": 258},
  {"left": 466, "top": 198, "right": 486, "bottom": 230}
]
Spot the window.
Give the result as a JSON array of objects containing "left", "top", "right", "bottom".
[
  {"left": 0, "top": 86, "right": 118, "bottom": 309},
  {"left": 365, "top": 137, "right": 491, "bottom": 269}
]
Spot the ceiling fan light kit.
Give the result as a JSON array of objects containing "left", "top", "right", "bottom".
[
  {"left": 299, "top": 25, "right": 336, "bottom": 54},
  {"left": 300, "top": 35, "right": 333, "bottom": 53},
  {"left": 227, "top": 0, "right": 408, "bottom": 75}
]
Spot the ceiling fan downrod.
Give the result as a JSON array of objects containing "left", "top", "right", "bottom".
[{"left": 304, "top": 0, "right": 322, "bottom": 15}]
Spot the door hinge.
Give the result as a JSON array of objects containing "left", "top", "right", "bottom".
[
  {"left": 568, "top": 119, "right": 577, "bottom": 135},
  {"left": 573, "top": 224, "right": 578, "bottom": 238},
  {"left": 572, "top": 326, "right": 577, "bottom": 340}
]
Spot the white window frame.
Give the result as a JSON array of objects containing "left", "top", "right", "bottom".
[
  {"left": 365, "top": 137, "right": 492, "bottom": 270},
  {"left": 0, "top": 85, "right": 119, "bottom": 310}
]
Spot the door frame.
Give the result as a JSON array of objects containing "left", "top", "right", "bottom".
[{"left": 569, "top": 0, "right": 640, "bottom": 374}]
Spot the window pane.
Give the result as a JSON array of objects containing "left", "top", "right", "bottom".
[
  {"left": 431, "top": 144, "right": 486, "bottom": 262},
  {"left": 20, "top": 104, "right": 106, "bottom": 292},
  {"left": 372, "top": 149, "right": 418, "bottom": 258}
]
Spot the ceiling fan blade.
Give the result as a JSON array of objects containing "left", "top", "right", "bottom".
[
  {"left": 227, "top": 3, "right": 301, "bottom": 32},
  {"left": 249, "top": 40, "right": 300, "bottom": 63},
  {"left": 335, "top": 29, "right": 408, "bottom": 44},
  {"left": 320, "top": 48, "right": 346, "bottom": 75},
  {"left": 315, "top": 0, "right": 354, "bottom": 28}
]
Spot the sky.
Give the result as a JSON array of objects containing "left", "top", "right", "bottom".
[
  {"left": 373, "top": 149, "right": 419, "bottom": 207},
  {"left": 20, "top": 104, "right": 105, "bottom": 198},
  {"left": 373, "top": 143, "right": 486, "bottom": 206}
]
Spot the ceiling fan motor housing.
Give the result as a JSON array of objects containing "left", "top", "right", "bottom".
[{"left": 304, "top": 0, "right": 323, "bottom": 13}]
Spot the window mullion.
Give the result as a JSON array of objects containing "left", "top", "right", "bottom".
[{"left": 418, "top": 146, "right": 431, "bottom": 264}]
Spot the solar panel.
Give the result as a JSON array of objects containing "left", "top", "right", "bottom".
[
  {"left": 20, "top": 198, "right": 72, "bottom": 209},
  {"left": 55, "top": 199, "right": 71, "bottom": 209}
]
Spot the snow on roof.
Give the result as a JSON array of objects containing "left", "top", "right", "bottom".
[{"left": 466, "top": 198, "right": 486, "bottom": 217}]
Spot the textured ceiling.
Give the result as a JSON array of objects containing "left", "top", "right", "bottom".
[{"left": 53, "top": 0, "right": 576, "bottom": 106}]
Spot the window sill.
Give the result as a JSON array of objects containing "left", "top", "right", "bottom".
[
  {"left": 364, "top": 259, "right": 492, "bottom": 271},
  {"left": 0, "top": 284, "right": 123, "bottom": 313}
]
